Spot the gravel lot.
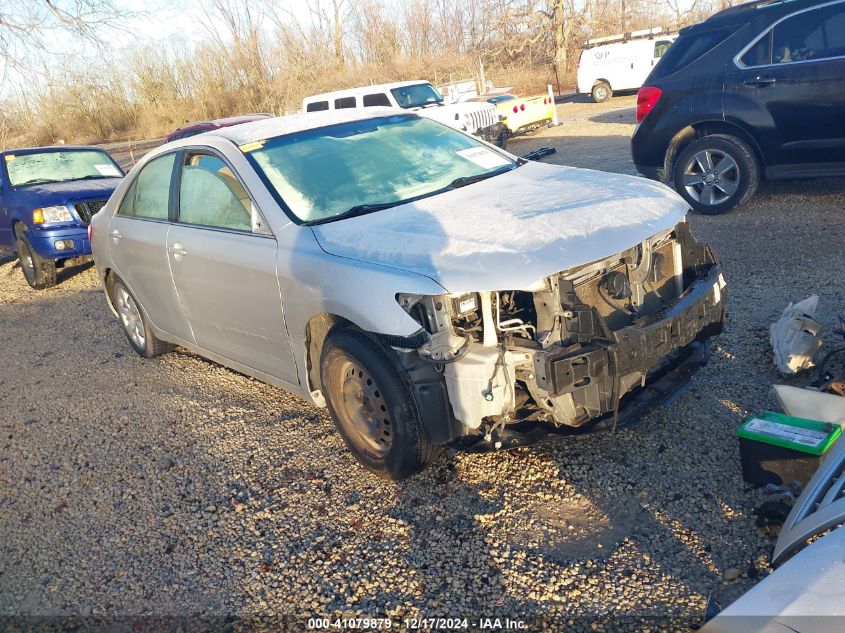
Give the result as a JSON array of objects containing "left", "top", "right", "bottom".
[{"left": 3, "top": 96, "right": 845, "bottom": 630}]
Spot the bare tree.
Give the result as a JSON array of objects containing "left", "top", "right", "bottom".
[{"left": 0, "top": 0, "right": 129, "bottom": 78}]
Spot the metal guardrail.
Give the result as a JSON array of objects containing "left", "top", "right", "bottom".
[{"left": 95, "top": 138, "right": 165, "bottom": 171}]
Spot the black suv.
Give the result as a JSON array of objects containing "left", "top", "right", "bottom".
[{"left": 632, "top": 0, "right": 845, "bottom": 214}]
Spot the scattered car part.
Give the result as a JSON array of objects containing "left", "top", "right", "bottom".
[
  {"left": 520, "top": 147, "right": 557, "bottom": 161},
  {"left": 773, "top": 432, "right": 845, "bottom": 565},
  {"left": 772, "top": 385, "right": 845, "bottom": 428},
  {"left": 703, "top": 524, "right": 845, "bottom": 632},
  {"left": 770, "top": 295, "right": 823, "bottom": 375}
]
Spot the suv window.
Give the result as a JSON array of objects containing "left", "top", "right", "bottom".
[
  {"left": 306, "top": 101, "right": 329, "bottom": 112},
  {"left": 363, "top": 93, "right": 391, "bottom": 107},
  {"left": 741, "top": 30, "right": 773, "bottom": 66},
  {"left": 118, "top": 153, "right": 175, "bottom": 220},
  {"left": 772, "top": 2, "right": 845, "bottom": 63},
  {"left": 178, "top": 153, "right": 252, "bottom": 232},
  {"left": 334, "top": 96, "right": 357, "bottom": 109},
  {"left": 652, "top": 27, "right": 734, "bottom": 77}
]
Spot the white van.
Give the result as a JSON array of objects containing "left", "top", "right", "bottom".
[
  {"left": 302, "top": 81, "right": 507, "bottom": 148},
  {"left": 577, "top": 29, "right": 676, "bottom": 103}
]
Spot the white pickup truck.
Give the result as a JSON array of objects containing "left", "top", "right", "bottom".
[{"left": 303, "top": 80, "right": 508, "bottom": 148}]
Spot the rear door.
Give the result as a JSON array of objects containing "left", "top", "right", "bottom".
[
  {"left": 167, "top": 150, "right": 299, "bottom": 385},
  {"left": 729, "top": 0, "right": 845, "bottom": 171},
  {"left": 107, "top": 152, "right": 192, "bottom": 342}
]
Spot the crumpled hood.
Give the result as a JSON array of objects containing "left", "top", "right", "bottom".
[
  {"left": 311, "top": 162, "right": 688, "bottom": 293},
  {"left": 19, "top": 177, "right": 123, "bottom": 205}
]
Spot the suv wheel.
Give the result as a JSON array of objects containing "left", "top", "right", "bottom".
[
  {"left": 672, "top": 134, "right": 759, "bottom": 215},
  {"left": 14, "top": 224, "right": 56, "bottom": 290},
  {"left": 111, "top": 278, "right": 174, "bottom": 358},
  {"left": 591, "top": 82, "right": 612, "bottom": 103},
  {"left": 321, "top": 328, "right": 437, "bottom": 479}
]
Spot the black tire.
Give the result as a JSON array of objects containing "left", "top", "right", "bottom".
[
  {"left": 320, "top": 328, "right": 438, "bottom": 479},
  {"left": 672, "top": 134, "right": 759, "bottom": 215},
  {"left": 110, "top": 277, "right": 174, "bottom": 358},
  {"left": 591, "top": 81, "right": 612, "bottom": 103},
  {"left": 14, "top": 224, "right": 56, "bottom": 290}
]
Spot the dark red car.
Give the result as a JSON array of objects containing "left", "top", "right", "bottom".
[{"left": 165, "top": 114, "right": 273, "bottom": 143}]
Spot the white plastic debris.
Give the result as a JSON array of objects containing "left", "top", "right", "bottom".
[{"left": 770, "top": 295, "right": 823, "bottom": 375}]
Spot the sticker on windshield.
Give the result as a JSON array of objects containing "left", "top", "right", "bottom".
[
  {"left": 4, "top": 155, "right": 15, "bottom": 162},
  {"left": 239, "top": 140, "right": 266, "bottom": 153},
  {"left": 94, "top": 164, "right": 121, "bottom": 177},
  {"left": 457, "top": 147, "right": 510, "bottom": 170}
]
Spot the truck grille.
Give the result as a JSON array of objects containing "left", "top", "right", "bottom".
[
  {"left": 468, "top": 106, "right": 498, "bottom": 132},
  {"left": 73, "top": 200, "right": 107, "bottom": 224}
]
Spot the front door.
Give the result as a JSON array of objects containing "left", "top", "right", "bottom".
[{"left": 167, "top": 151, "right": 299, "bottom": 385}]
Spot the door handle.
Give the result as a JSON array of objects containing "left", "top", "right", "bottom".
[
  {"left": 169, "top": 242, "right": 188, "bottom": 259},
  {"left": 744, "top": 76, "right": 776, "bottom": 87},
  {"left": 110, "top": 229, "right": 122, "bottom": 240}
]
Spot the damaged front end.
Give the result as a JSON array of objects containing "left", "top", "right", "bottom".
[{"left": 392, "top": 222, "right": 727, "bottom": 448}]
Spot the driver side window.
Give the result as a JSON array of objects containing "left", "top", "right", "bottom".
[{"left": 177, "top": 153, "right": 253, "bottom": 232}]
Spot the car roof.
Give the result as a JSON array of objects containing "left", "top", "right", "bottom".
[
  {"left": 208, "top": 107, "right": 408, "bottom": 145},
  {"left": 689, "top": 0, "right": 826, "bottom": 29}
]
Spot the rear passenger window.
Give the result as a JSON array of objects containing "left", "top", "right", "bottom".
[
  {"left": 363, "top": 93, "right": 391, "bottom": 107},
  {"left": 741, "top": 30, "right": 772, "bottom": 66},
  {"left": 306, "top": 101, "right": 329, "bottom": 112},
  {"left": 772, "top": 2, "right": 845, "bottom": 63},
  {"left": 178, "top": 153, "right": 252, "bottom": 232},
  {"left": 118, "top": 153, "right": 175, "bottom": 220},
  {"left": 652, "top": 27, "right": 735, "bottom": 77},
  {"left": 334, "top": 96, "right": 357, "bottom": 109}
]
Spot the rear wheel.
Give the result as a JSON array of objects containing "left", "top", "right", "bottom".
[
  {"left": 672, "top": 134, "right": 759, "bottom": 215},
  {"left": 14, "top": 224, "right": 56, "bottom": 290},
  {"left": 110, "top": 278, "right": 174, "bottom": 358},
  {"left": 591, "top": 82, "right": 612, "bottom": 103},
  {"left": 321, "top": 328, "right": 437, "bottom": 479}
]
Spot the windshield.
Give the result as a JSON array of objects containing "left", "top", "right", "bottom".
[
  {"left": 389, "top": 84, "right": 444, "bottom": 109},
  {"left": 5, "top": 150, "right": 123, "bottom": 187},
  {"left": 244, "top": 115, "right": 517, "bottom": 224}
]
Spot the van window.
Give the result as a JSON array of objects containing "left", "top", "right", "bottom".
[
  {"left": 363, "top": 93, "right": 391, "bottom": 107},
  {"left": 741, "top": 30, "right": 772, "bottom": 66},
  {"left": 118, "top": 153, "right": 175, "bottom": 220},
  {"left": 334, "top": 96, "right": 357, "bottom": 109},
  {"left": 651, "top": 27, "right": 735, "bottom": 77},
  {"left": 654, "top": 40, "right": 673, "bottom": 58},
  {"left": 306, "top": 101, "right": 329, "bottom": 112},
  {"left": 772, "top": 2, "right": 845, "bottom": 63}
]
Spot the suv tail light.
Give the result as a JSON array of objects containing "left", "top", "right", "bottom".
[{"left": 636, "top": 86, "right": 662, "bottom": 122}]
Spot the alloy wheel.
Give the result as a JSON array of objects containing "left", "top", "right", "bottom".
[
  {"left": 116, "top": 286, "right": 146, "bottom": 350},
  {"left": 681, "top": 149, "right": 740, "bottom": 206}
]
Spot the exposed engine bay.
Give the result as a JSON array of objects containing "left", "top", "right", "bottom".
[{"left": 395, "top": 221, "right": 727, "bottom": 442}]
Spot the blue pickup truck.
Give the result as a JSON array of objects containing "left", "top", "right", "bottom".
[{"left": 0, "top": 146, "right": 124, "bottom": 289}]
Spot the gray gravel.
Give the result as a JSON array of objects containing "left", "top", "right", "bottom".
[{"left": 3, "top": 97, "right": 845, "bottom": 629}]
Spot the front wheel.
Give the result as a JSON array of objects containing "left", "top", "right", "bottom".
[
  {"left": 672, "top": 134, "right": 759, "bottom": 215},
  {"left": 14, "top": 224, "right": 56, "bottom": 290},
  {"left": 320, "top": 328, "right": 437, "bottom": 479}
]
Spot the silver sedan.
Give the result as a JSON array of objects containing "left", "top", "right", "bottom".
[{"left": 91, "top": 108, "right": 725, "bottom": 479}]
